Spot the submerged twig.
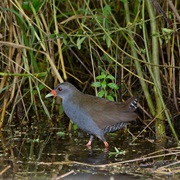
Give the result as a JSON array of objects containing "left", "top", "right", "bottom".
[
  {"left": 0, "top": 165, "right": 11, "bottom": 175},
  {"left": 55, "top": 170, "right": 74, "bottom": 180}
]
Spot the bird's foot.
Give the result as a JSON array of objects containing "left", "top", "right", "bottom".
[
  {"left": 104, "top": 141, "right": 109, "bottom": 148},
  {"left": 86, "top": 140, "right": 92, "bottom": 146}
]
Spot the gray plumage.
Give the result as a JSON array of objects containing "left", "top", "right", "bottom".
[{"left": 46, "top": 82, "right": 138, "bottom": 147}]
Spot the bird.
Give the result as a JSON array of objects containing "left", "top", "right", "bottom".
[{"left": 45, "top": 82, "right": 138, "bottom": 148}]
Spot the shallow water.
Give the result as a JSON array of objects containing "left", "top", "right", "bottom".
[{"left": 0, "top": 125, "right": 179, "bottom": 179}]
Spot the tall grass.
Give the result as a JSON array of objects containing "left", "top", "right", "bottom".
[{"left": 0, "top": 0, "right": 179, "bottom": 144}]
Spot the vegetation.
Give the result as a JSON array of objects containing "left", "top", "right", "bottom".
[
  {"left": 0, "top": 0, "right": 180, "bottom": 178},
  {"left": 0, "top": 0, "right": 180, "bottom": 146}
]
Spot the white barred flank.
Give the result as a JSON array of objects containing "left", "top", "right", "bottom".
[
  {"left": 103, "top": 98, "right": 138, "bottom": 134},
  {"left": 129, "top": 98, "right": 138, "bottom": 111},
  {"left": 103, "top": 122, "right": 126, "bottom": 134}
]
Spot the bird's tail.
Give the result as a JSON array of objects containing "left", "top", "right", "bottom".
[{"left": 129, "top": 97, "right": 138, "bottom": 111}]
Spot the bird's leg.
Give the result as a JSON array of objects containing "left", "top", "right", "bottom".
[
  {"left": 103, "top": 141, "right": 109, "bottom": 148},
  {"left": 97, "top": 135, "right": 109, "bottom": 148},
  {"left": 86, "top": 135, "right": 94, "bottom": 146}
]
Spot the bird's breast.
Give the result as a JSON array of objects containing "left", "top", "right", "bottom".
[{"left": 62, "top": 100, "right": 102, "bottom": 135}]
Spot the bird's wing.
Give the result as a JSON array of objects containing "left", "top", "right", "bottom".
[{"left": 79, "top": 95, "right": 138, "bottom": 130}]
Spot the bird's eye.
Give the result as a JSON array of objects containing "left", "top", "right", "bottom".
[{"left": 58, "top": 87, "right": 62, "bottom": 91}]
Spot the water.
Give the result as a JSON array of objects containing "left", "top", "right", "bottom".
[{"left": 0, "top": 125, "right": 179, "bottom": 179}]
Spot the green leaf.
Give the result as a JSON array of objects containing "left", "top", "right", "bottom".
[
  {"left": 72, "top": 124, "right": 78, "bottom": 131},
  {"left": 107, "top": 83, "right": 119, "bottom": 90},
  {"left": 106, "top": 74, "right": 115, "bottom": 80},
  {"left": 96, "top": 74, "right": 106, "bottom": 80},
  {"left": 22, "top": 0, "right": 43, "bottom": 13},
  {"left": 106, "top": 95, "right": 114, "bottom": 101},
  {"left": 91, "top": 82, "right": 101, "bottom": 88},
  {"left": 32, "top": 84, "right": 45, "bottom": 95},
  {"left": 162, "top": 28, "right": 174, "bottom": 34},
  {"left": 103, "top": 5, "right": 111, "bottom": 16},
  {"left": 77, "top": 36, "right": 86, "bottom": 49},
  {"left": 101, "top": 81, "right": 107, "bottom": 89},
  {"left": 103, "top": 34, "right": 111, "bottom": 48},
  {"left": 57, "top": 131, "right": 65, "bottom": 137},
  {"left": 101, "top": 71, "right": 106, "bottom": 76},
  {"left": 106, "top": 35, "right": 111, "bottom": 48},
  {"left": 59, "top": 104, "right": 64, "bottom": 115},
  {"left": 98, "top": 90, "right": 105, "bottom": 97},
  {"left": 22, "top": 1, "right": 29, "bottom": 10},
  {"left": 63, "top": 37, "right": 67, "bottom": 45},
  {"left": 120, "top": 0, "right": 128, "bottom": 3},
  {"left": 38, "top": 83, "right": 45, "bottom": 91}
]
